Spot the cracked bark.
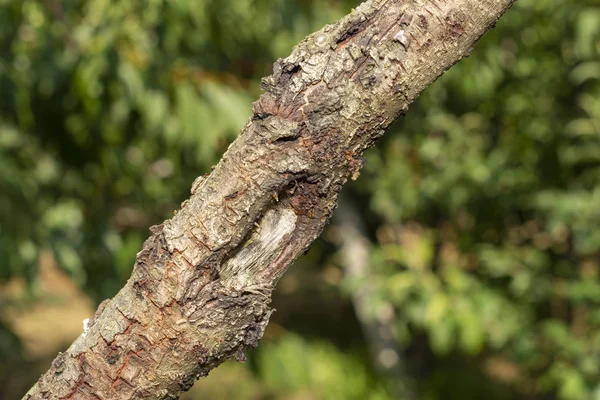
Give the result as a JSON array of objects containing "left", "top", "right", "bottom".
[{"left": 25, "top": 0, "right": 515, "bottom": 399}]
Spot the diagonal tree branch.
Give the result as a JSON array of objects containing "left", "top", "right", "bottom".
[{"left": 25, "top": 0, "right": 516, "bottom": 398}]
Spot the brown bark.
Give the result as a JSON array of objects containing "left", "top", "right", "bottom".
[{"left": 25, "top": 0, "right": 515, "bottom": 399}]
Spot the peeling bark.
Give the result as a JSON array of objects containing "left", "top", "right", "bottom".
[{"left": 25, "top": 0, "right": 515, "bottom": 399}]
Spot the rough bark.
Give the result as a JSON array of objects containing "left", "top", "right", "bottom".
[{"left": 25, "top": 0, "right": 515, "bottom": 399}]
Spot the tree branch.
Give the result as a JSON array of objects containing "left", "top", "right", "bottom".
[{"left": 25, "top": 0, "right": 515, "bottom": 398}]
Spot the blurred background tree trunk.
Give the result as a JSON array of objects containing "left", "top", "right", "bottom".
[{"left": 334, "top": 196, "right": 417, "bottom": 400}]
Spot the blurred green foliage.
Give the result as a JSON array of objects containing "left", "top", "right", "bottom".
[
  {"left": 357, "top": 0, "right": 600, "bottom": 398},
  {"left": 256, "top": 334, "right": 390, "bottom": 400},
  {"left": 1, "top": 0, "right": 599, "bottom": 399}
]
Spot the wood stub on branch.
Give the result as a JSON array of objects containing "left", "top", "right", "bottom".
[{"left": 25, "top": 0, "right": 515, "bottom": 399}]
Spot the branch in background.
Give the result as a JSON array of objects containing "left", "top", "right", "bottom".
[
  {"left": 25, "top": 0, "right": 515, "bottom": 398},
  {"left": 334, "top": 197, "right": 417, "bottom": 400}
]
